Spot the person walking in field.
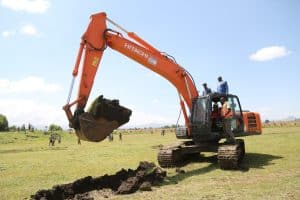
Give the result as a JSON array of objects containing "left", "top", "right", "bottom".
[
  {"left": 49, "top": 134, "right": 55, "bottom": 146},
  {"left": 217, "top": 76, "right": 229, "bottom": 94},
  {"left": 57, "top": 135, "right": 61, "bottom": 144},
  {"left": 108, "top": 133, "right": 113, "bottom": 142},
  {"left": 119, "top": 132, "right": 122, "bottom": 141}
]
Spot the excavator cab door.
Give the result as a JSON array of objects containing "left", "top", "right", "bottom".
[
  {"left": 209, "top": 94, "right": 244, "bottom": 134},
  {"left": 225, "top": 95, "right": 244, "bottom": 134},
  {"left": 190, "top": 96, "right": 212, "bottom": 140}
]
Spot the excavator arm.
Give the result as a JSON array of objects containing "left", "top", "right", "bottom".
[{"left": 63, "top": 12, "right": 199, "bottom": 141}]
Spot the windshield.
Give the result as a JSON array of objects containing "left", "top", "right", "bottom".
[
  {"left": 192, "top": 98, "right": 207, "bottom": 124},
  {"left": 227, "top": 96, "right": 242, "bottom": 116}
]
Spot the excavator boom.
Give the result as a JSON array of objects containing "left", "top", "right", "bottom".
[{"left": 63, "top": 12, "right": 199, "bottom": 142}]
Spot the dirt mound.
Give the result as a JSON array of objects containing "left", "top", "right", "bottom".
[
  {"left": 31, "top": 161, "right": 166, "bottom": 200},
  {"left": 87, "top": 95, "right": 132, "bottom": 126}
]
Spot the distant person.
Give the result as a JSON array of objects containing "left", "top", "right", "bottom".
[
  {"left": 202, "top": 83, "right": 212, "bottom": 95},
  {"left": 58, "top": 135, "right": 61, "bottom": 144},
  {"left": 217, "top": 76, "right": 229, "bottom": 94},
  {"left": 49, "top": 134, "right": 55, "bottom": 146},
  {"left": 161, "top": 129, "right": 165, "bottom": 136},
  {"left": 119, "top": 132, "right": 122, "bottom": 141},
  {"left": 108, "top": 133, "right": 114, "bottom": 142},
  {"left": 220, "top": 97, "right": 235, "bottom": 143}
]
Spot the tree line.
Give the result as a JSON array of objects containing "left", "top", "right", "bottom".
[{"left": 0, "top": 113, "right": 62, "bottom": 132}]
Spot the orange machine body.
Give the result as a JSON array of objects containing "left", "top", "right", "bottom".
[
  {"left": 242, "top": 112, "right": 262, "bottom": 135},
  {"left": 63, "top": 12, "right": 262, "bottom": 138}
]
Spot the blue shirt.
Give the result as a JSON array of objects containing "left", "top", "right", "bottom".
[{"left": 217, "top": 81, "right": 229, "bottom": 94}]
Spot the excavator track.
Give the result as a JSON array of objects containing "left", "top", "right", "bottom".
[
  {"left": 217, "top": 139, "right": 245, "bottom": 170},
  {"left": 157, "top": 143, "right": 184, "bottom": 168},
  {"left": 158, "top": 139, "right": 245, "bottom": 169}
]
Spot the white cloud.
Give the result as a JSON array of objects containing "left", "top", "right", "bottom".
[
  {"left": 1, "top": 0, "right": 50, "bottom": 14},
  {"left": 0, "top": 76, "right": 61, "bottom": 94},
  {"left": 2, "top": 30, "right": 15, "bottom": 38},
  {"left": 249, "top": 46, "right": 291, "bottom": 62},
  {"left": 0, "top": 99, "right": 66, "bottom": 128},
  {"left": 20, "top": 24, "right": 39, "bottom": 36},
  {"left": 2, "top": 24, "right": 40, "bottom": 38}
]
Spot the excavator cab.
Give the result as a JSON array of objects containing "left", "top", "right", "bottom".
[
  {"left": 209, "top": 94, "right": 244, "bottom": 134},
  {"left": 178, "top": 93, "right": 245, "bottom": 143}
]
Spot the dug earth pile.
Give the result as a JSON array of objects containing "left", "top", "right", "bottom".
[{"left": 31, "top": 161, "right": 166, "bottom": 200}]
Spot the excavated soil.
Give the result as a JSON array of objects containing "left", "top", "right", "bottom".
[
  {"left": 75, "top": 95, "right": 133, "bottom": 142},
  {"left": 31, "top": 161, "right": 166, "bottom": 200},
  {"left": 87, "top": 95, "right": 132, "bottom": 126}
]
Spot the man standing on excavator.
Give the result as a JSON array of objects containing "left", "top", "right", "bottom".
[
  {"left": 217, "top": 76, "right": 229, "bottom": 94},
  {"left": 202, "top": 83, "right": 212, "bottom": 95},
  {"left": 220, "top": 97, "right": 235, "bottom": 143}
]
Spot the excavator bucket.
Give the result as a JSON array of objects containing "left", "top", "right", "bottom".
[
  {"left": 75, "top": 95, "right": 132, "bottom": 142},
  {"left": 76, "top": 113, "right": 119, "bottom": 142}
]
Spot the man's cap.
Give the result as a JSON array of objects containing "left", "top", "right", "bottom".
[{"left": 202, "top": 83, "right": 207, "bottom": 86}]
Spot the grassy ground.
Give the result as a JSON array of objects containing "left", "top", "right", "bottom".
[{"left": 0, "top": 127, "right": 299, "bottom": 200}]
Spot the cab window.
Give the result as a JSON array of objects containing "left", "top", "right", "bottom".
[{"left": 192, "top": 98, "right": 207, "bottom": 124}]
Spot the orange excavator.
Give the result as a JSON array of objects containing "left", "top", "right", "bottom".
[{"left": 63, "top": 12, "right": 262, "bottom": 169}]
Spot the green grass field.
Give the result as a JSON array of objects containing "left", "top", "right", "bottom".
[{"left": 0, "top": 127, "right": 299, "bottom": 200}]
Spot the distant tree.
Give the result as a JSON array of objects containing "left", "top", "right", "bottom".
[
  {"left": 9, "top": 125, "right": 17, "bottom": 132},
  {"left": 20, "top": 124, "right": 27, "bottom": 133},
  {"left": 49, "top": 124, "right": 63, "bottom": 131},
  {"left": 264, "top": 119, "right": 270, "bottom": 124},
  {"left": 162, "top": 124, "right": 177, "bottom": 129},
  {"left": 0, "top": 114, "right": 9, "bottom": 131},
  {"left": 21, "top": 124, "right": 26, "bottom": 131},
  {"left": 28, "top": 123, "right": 34, "bottom": 132}
]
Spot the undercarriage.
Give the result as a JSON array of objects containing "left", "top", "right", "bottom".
[{"left": 157, "top": 139, "right": 245, "bottom": 170}]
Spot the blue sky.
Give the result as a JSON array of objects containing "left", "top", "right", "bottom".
[{"left": 0, "top": 0, "right": 299, "bottom": 128}]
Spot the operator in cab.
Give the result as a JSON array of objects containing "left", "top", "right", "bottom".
[
  {"left": 211, "top": 103, "right": 221, "bottom": 131},
  {"left": 220, "top": 97, "right": 235, "bottom": 143}
]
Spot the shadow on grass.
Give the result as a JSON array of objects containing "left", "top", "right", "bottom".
[
  {"left": 240, "top": 153, "right": 283, "bottom": 171},
  {"left": 162, "top": 153, "right": 283, "bottom": 185}
]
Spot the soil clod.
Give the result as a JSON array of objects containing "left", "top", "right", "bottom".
[{"left": 139, "top": 182, "right": 152, "bottom": 191}]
